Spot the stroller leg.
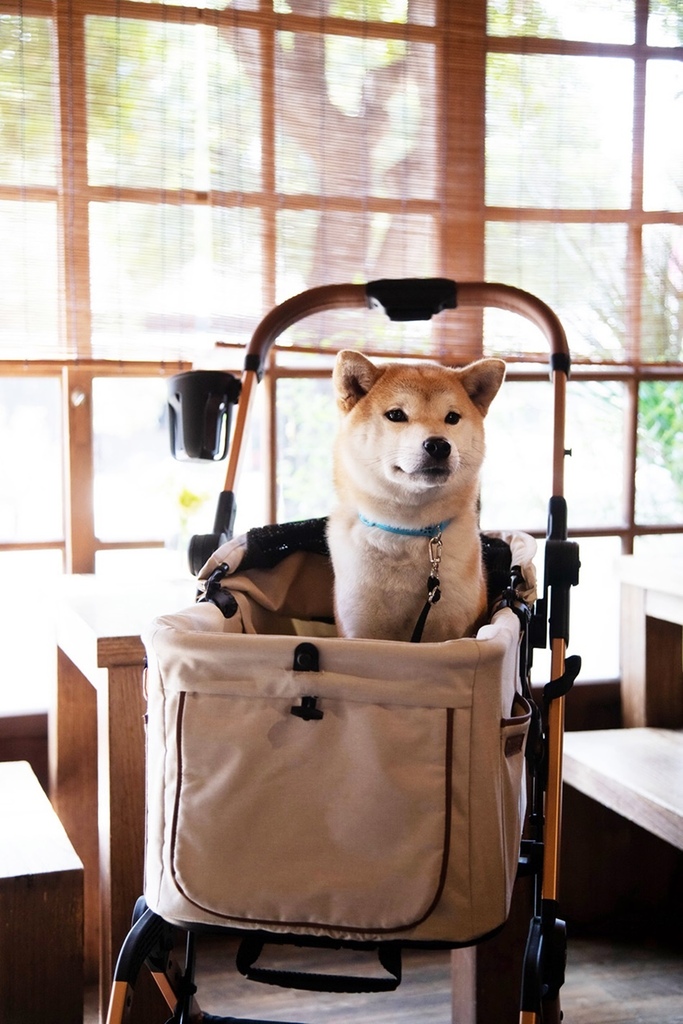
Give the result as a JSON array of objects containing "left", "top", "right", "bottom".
[
  {"left": 107, "top": 901, "right": 309, "bottom": 1024},
  {"left": 105, "top": 902, "right": 198, "bottom": 1024}
]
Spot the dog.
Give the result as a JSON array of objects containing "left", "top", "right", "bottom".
[{"left": 326, "top": 350, "right": 506, "bottom": 642}]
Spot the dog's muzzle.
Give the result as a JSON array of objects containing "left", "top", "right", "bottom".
[{"left": 423, "top": 436, "right": 451, "bottom": 461}]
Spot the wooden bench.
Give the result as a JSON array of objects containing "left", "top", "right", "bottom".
[
  {"left": 0, "top": 760, "right": 84, "bottom": 1024},
  {"left": 563, "top": 556, "right": 683, "bottom": 852},
  {"left": 563, "top": 728, "right": 683, "bottom": 850}
]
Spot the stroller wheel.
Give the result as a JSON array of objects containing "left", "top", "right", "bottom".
[{"left": 189, "top": 533, "right": 223, "bottom": 575}]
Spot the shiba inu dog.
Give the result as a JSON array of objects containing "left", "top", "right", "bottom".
[{"left": 327, "top": 351, "right": 506, "bottom": 642}]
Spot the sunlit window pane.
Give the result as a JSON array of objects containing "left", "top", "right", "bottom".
[
  {"left": 487, "top": 0, "right": 634, "bottom": 43},
  {"left": 634, "top": 534, "right": 683, "bottom": 559},
  {"left": 563, "top": 536, "right": 621, "bottom": 680},
  {"left": 481, "top": 308, "right": 550, "bottom": 363},
  {"left": 565, "top": 382, "right": 625, "bottom": 528},
  {"left": 0, "top": 16, "right": 57, "bottom": 187},
  {"left": 0, "top": 378, "right": 63, "bottom": 542},
  {"left": 636, "top": 381, "right": 683, "bottom": 526},
  {"left": 92, "top": 376, "right": 265, "bottom": 550},
  {"left": 86, "top": 18, "right": 261, "bottom": 192},
  {"left": 485, "top": 222, "right": 628, "bottom": 362},
  {"left": 276, "top": 33, "right": 436, "bottom": 200},
  {"left": 276, "top": 377, "right": 336, "bottom": 522},
  {"left": 124, "top": 0, "right": 245, "bottom": 8},
  {"left": 89, "top": 203, "right": 263, "bottom": 360},
  {"left": 641, "top": 224, "right": 683, "bottom": 364},
  {"left": 273, "top": 0, "right": 435, "bottom": 25},
  {"left": 644, "top": 61, "right": 683, "bottom": 213},
  {"left": 92, "top": 377, "right": 228, "bottom": 546},
  {"left": 100, "top": 0, "right": 431, "bottom": 13},
  {"left": 479, "top": 380, "right": 553, "bottom": 534},
  {"left": 647, "top": 2, "right": 683, "bottom": 46},
  {"left": 277, "top": 209, "right": 437, "bottom": 298},
  {"left": 0, "top": 202, "right": 60, "bottom": 358},
  {"left": 486, "top": 55, "right": 633, "bottom": 209}
]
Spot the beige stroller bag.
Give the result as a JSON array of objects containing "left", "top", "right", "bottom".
[{"left": 142, "top": 530, "right": 533, "bottom": 947}]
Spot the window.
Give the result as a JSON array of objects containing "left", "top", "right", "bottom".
[{"left": 1, "top": 0, "right": 682, "bottom": 709}]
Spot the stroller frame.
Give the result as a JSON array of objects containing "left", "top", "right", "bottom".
[{"left": 107, "top": 279, "right": 580, "bottom": 1024}]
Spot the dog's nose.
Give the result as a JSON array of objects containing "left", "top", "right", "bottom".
[{"left": 423, "top": 436, "right": 451, "bottom": 461}]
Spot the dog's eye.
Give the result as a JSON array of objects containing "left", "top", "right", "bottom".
[
  {"left": 385, "top": 408, "right": 408, "bottom": 423},
  {"left": 445, "top": 411, "right": 461, "bottom": 425}
]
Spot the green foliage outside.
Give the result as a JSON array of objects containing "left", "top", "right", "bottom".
[{"left": 639, "top": 381, "right": 683, "bottom": 494}]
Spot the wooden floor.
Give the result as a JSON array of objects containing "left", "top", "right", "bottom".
[
  {"left": 562, "top": 936, "right": 683, "bottom": 1024},
  {"left": 90, "top": 932, "right": 683, "bottom": 1023}
]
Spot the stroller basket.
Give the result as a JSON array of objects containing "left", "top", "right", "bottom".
[{"left": 144, "top": 528, "right": 535, "bottom": 947}]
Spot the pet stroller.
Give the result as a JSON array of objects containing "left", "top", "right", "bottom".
[{"left": 106, "top": 279, "right": 580, "bottom": 1024}]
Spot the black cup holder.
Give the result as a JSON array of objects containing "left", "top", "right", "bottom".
[{"left": 168, "top": 371, "right": 241, "bottom": 461}]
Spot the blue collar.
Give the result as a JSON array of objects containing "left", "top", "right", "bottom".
[{"left": 358, "top": 513, "right": 452, "bottom": 538}]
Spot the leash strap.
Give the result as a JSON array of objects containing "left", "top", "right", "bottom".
[
  {"left": 355, "top": 515, "right": 448, "bottom": 644},
  {"left": 410, "top": 533, "right": 443, "bottom": 643}
]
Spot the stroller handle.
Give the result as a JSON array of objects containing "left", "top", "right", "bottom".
[
  {"left": 455, "top": 282, "right": 570, "bottom": 375},
  {"left": 244, "top": 279, "right": 570, "bottom": 379},
  {"left": 245, "top": 283, "right": 367, "bottom": 378},
  {"left": 225, "top": 279, "right": 571, "bottom": 500}
]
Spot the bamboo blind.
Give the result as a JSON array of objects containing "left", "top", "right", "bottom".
[{"left": 0, "top": 0, "right": 681, "bottom": 367}]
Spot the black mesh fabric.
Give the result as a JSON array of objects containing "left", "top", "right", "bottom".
[
  {"left": 480, "top": 534, "right": 513, "bottom": 607},
  {"left": 240, "top": 518, "right": 331, "bottom": 570},
  {"left": 238, "top": 517, "right": 513, "bottom": 610}
]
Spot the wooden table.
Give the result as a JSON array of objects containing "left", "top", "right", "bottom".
[
  {"left": 48, "top": 575, "right": 196, "bottom": 1022},
  {"left": 564, "top": 556, "right": 683, "bottom": 849},
  {"left": 564, "top": 727, "right": 683, "bottom": 850}
]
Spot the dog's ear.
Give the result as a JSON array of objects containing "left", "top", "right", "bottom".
[
  {"left": 459, "top": 358, "right": 506, "bottom": 416},
  {"left": 333, "top": 350, "right": 383, "bottom": 412}
]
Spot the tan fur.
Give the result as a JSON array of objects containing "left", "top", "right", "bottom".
[{"left": 326, "top": 351, "right": 506, "bottom": 642}]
